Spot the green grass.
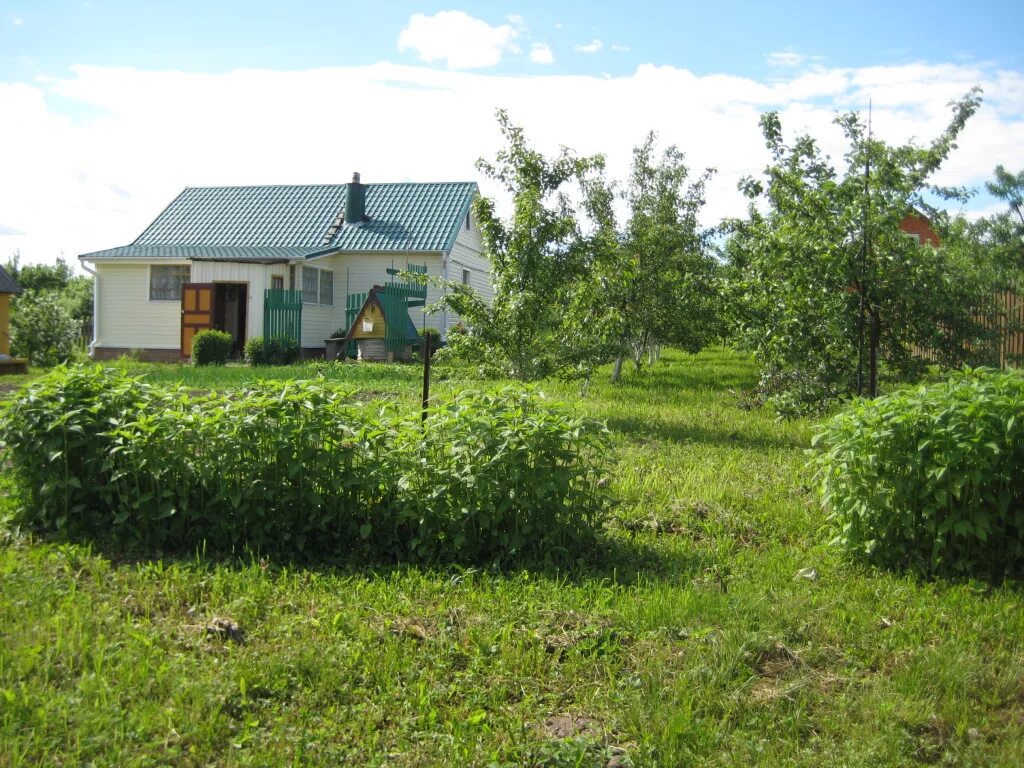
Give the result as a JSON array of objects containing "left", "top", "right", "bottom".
[{"left": 2, "top": 348, "right": 1023, "bottom": 767}]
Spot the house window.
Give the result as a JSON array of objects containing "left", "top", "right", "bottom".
[
  {"left": 319, "top": 269, "right": 334, "bottom": 306},
  {"left": 271, "top": 275, "right": 284, "bottom": 290},
  {"left": 149, "top": 264, "right": 190, "bottom": 300},
  {"left": 302, "top": 266, "right": 318, "bottom": 304},
  {"left": 301, "top": 265, "right": 334, "bottom": 305},
  {"left": 462, "top": 268, "right": 471, "bottom": 286},
  {"left": 464, "top": 211, "right": 471, "bottom": 231},
  {"left": 288, "top": 265, "right": 296, "bottom": 290}
]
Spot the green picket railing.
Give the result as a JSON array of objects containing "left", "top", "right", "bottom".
[
  {"left": 263, "top": 289, "right": 302, "bottom": 345},
  {"left": 344, "top": 291, "right": 367, "bottom": 357}
]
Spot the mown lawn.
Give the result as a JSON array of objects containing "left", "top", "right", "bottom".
[{"left": 1, "top": 349, "right": 1022, "bottom": 767}]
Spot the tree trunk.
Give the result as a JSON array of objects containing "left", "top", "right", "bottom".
[
  {"left": 868, "top": 310, "right": 880, "bottom": 398},
  {"left": 610, "top": 353, "right": 625, "bottom": 383}
]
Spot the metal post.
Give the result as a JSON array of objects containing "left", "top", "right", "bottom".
[{"left": 421, "top": 332, "right": 431, "bottom": 423}]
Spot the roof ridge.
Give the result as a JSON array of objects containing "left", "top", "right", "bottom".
[{"left": 179, "top": 181, "right": 478, "bottom": 191}]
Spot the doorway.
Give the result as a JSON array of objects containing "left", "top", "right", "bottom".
[{"left": 213, "top": 283, "right": 248, "bottom": 354}]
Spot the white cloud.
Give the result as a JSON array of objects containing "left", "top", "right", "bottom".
[
  {"left": 766, "top": 51, "right": 819, "bottom": 68},
  {"left": 573, "top": 39, "right": 603, "bottom": 54},
  {"left": 529, "top": 43, "right": 555, "bottom": 65},
  {"left": 398, "top": 11, "right": 518, "bottom": 70},
  {"left": 12, "top": 16, "right": 24, "bottom": 26},
  {"left": 1, "top": 60, "right": 1022, "bottom": 265},
  {"left": 505, "top": 14, "right": 524, "bottom": 26},
  {"left": 611, "top": 44, "right": 630, "bottom": 53}
]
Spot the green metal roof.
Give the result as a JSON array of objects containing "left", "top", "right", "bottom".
[
  {"left": 80, "top": 181, "right": 478, "bottom": 262},
  {"left": 77, "top": 245, "right": 320, "bottom": 262},
  {"left": 0, "top": 264, "right": 21, "bottom": 294}
]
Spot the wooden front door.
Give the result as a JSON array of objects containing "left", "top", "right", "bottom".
[{"left": 181, "top": 283, "right": 215, "bottom": 356}]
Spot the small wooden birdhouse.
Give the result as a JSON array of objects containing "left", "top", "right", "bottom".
[{"left": 344, "top": 285, "right": 421, "bottom": 362}]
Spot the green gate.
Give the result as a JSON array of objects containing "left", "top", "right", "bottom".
[
  {"left": 263, "top": 289, "right": 302, "bottom": 344},
  {"left": 344, "top": 291, "right": 367, "bottom": 357}
]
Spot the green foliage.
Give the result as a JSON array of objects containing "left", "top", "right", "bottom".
[
  {"left": 0, "top": 366, "right": 609, "bottom": 563},
  {"left": 191, "top": 329, "right": 233, "bottom": 366},
  {"left": 436, "top": 110, "right": 609, "bottom": 381},
  {"left": 9, "top": 290, "right": 79, "bottom": 366},
  {"left": 726, "top": 88, "right": 996, "bottom": 410},
  {"left": 596, "top": 133, "right": 723, "bottom": 380},
  {"left": 811, "top": 368, "right": 1024, "bottom": 578},
  {"left": 394, "top": 388, "right": 608, "bottom": 561},
  {"left": 242, "top": 335, "right": 265, "bottom": 365},
  {"left": 3, "top": 254, "right": 93, "bottom": 328},
  {"left": 245, "top": 335, "right": 300, "bottom": 366}
]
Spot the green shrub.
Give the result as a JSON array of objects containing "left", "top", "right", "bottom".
[
  {"left": 10, "top": 290, "right": 79, "bottom": 367},
  {"left": 191, "top": 330, "right": 233, "bottom": 365},
  {"left": 0, "top": 368, "right": 609, "bottom": 563},
  {"left": 811, "top": 368, "right": 1024, "bottom": 578},
  {"left": 243, "top": 336, "right": 265, "bottom": 365},
  {"left": 0, "top": 366, "right": 146, "bottom": 536},
  {"left": 267, "top": 335, "right": 300, "bottom": 365},
  {"left": 393, "top": 388, "right": 608, "bottom": 561},
  {"left": 244, "top": 335, "right": 299, "bottom": 366}
]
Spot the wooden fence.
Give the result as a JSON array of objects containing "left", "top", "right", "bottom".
[
  {"left": 914, "top": 285, "right": 1023, "bottom": 368},
  {"left": 263, "top": 289, "right": 302, "bottom": 344}
]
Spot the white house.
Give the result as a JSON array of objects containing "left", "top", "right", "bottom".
[{"left": 79, "top": 173, "right": 491, "bottom": 360}]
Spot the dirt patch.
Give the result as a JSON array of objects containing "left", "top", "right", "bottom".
[{"left": 543, "top": 714, "right": 600, "bottom": 740}]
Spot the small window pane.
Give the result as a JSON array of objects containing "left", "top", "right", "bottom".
[
  {"left": 319, "top": 269, "right": 334, "bottom": 305},
  {"left": 150, "top": 265, "right": 190, "bottom": 300},
  {"left": 271, "top": 275, "right": 284, "bottom": 290},
  {"left": 302, "top": 266, "right": 318, "bottom": 304},
  {"left": 462, "top": 268, "right": 471, "bottom": 286}
]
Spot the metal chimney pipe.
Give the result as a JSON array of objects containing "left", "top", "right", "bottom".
[{"left": 345, "top": 172, "right": 365, "bottom": 224}]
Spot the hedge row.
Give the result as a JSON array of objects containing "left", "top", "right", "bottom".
[
  {"left": 0, "top": 366, "right": 609, "bottom": 563},
  {"left": 812, "top": 368, "right": 1024, "bottom": 579}
]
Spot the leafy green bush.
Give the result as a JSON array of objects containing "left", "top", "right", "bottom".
[
  {"left": 267, "top": 335, "right": 300, "bottom": 365},
  {"left": 0, "top": 366, "right": 146, "bottom": 536},
  {"left": 244, "top": 335, "right": 299, "bottom": 366},
  {"left": 243, "top": 336, "right": 265, "bottom": 365},
  {"left": 0, "top": 367, "right": 609, "bottom": 563},
  {"left": 392, "top": 388, "right": 608, "bottom": 561},
  {"left": 10, "top": 291, "right": 79, "bottom": 366},
  {"left": 811, "top": 368, "right": 1024, "bottom": 578},
  {"left": 191, "top": 329, "right": 233, "bottom": 365}
]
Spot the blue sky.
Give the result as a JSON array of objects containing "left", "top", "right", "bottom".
[
  {"left": 4, "top": 1, "right": 1022, "bottom": 79},
  {"left": 1, "top": 1, "right": 1023, "bottom": 263}
]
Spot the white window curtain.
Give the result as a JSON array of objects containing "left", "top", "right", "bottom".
[
  {"left": 302, "top": 266, "right": 318, "bottom": 304},
  {"left": 149, "top": 265, "right": 191, "bottom": 300},
  {"left": 319, "top": 269, "right": 334, "bottom": 306}
]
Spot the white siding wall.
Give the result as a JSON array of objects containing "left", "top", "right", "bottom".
[
  {"left": 449, "top": 216, "right": 492, "bottom": 301},
  {"left": 296, "top": 254, "right": 343, "bottom": 348},
  {"left": 94, "top": 262, "right": 184, "bottom": 349},
  {"left": 94, "top": 260, "right": 286, "bottom": 351}
]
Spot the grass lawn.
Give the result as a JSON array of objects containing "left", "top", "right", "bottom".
[{"left": 1, "top": 348, "right": 1022, "bottom": 766}]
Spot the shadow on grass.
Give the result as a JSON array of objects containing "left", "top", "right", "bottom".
[
  {"left": 16, "top": 525, "right": 698, "bottom": 588},
  {"left": 606, "top": 414, "right": 806, "bottom": 452}
]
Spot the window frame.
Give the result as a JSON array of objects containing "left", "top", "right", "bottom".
[
  {"left": 148, "top": 263, "right": 191, "bottom": 301},
  {"left": 462, "top": 268, "right": 471, "bottom": 286},
  {"left": 301, "top": 265, "right": 334, "bottom": 306},
  {"left": 319, "top": 268, "right": 334, "bottom": 306}
]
